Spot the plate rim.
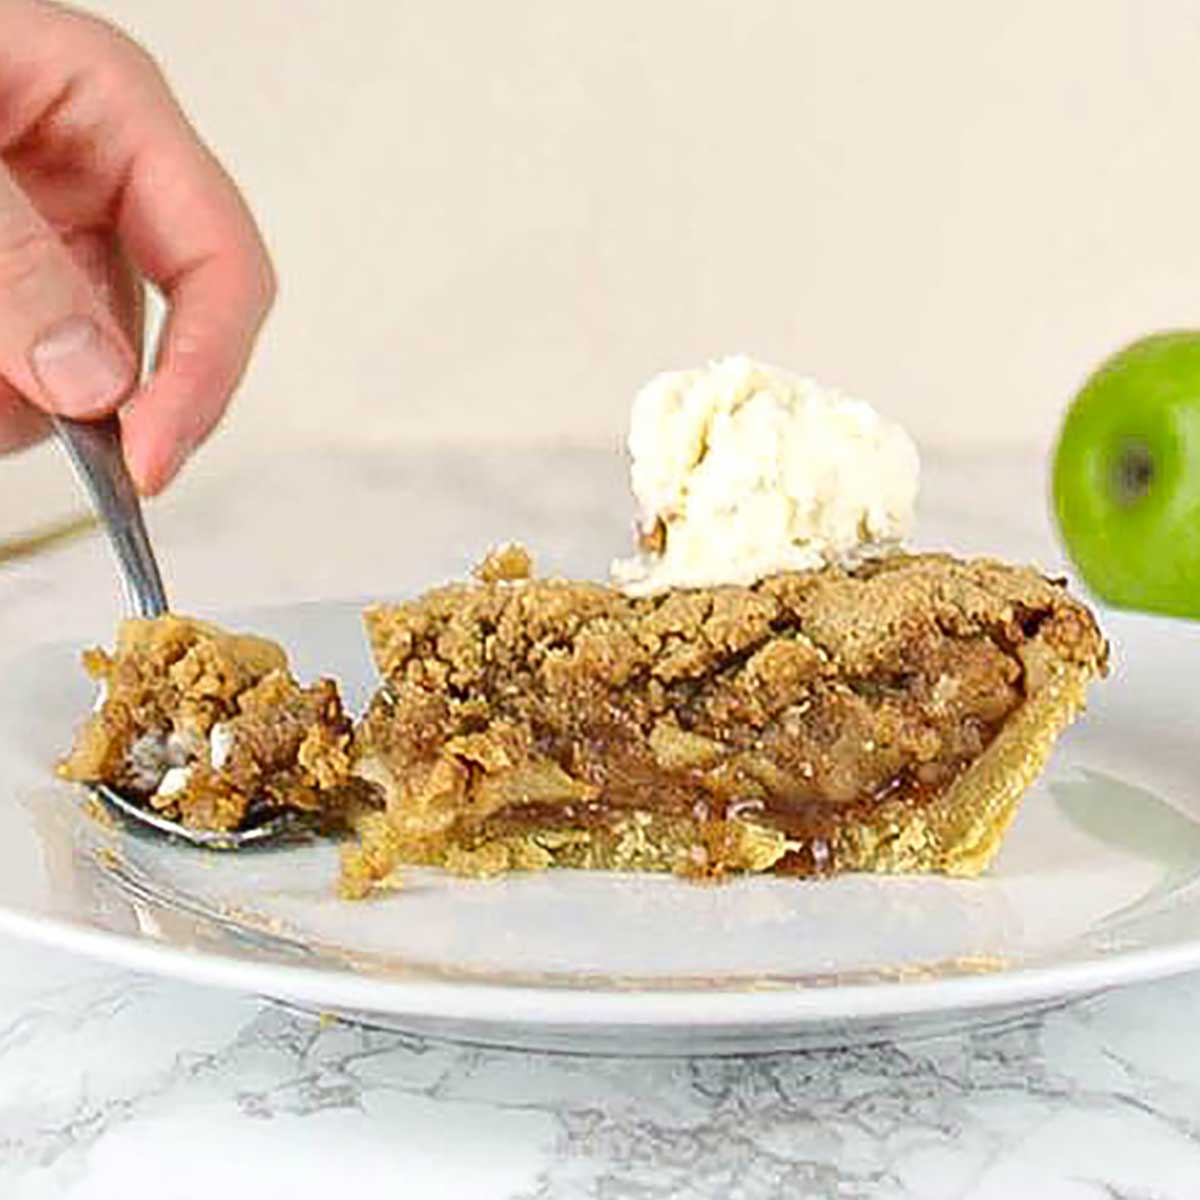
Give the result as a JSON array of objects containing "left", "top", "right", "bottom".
[{"left": 3, "top": 899, "right": 1199, "bottom": 1028}]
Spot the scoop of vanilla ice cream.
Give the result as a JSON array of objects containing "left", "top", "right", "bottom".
[{"left": 612, "top": 355, "right": 919, "bottom": 594}]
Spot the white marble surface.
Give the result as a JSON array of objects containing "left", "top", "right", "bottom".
[{"left": 1, "top": 444, "right": 1197, "bottom": 1199}]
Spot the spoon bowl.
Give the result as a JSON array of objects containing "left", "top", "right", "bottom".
[
  {"left": 52, "top": 415, "right": 291, "bottom": 850},
  {"left": 90, "top": 782, "right": 318, "bottom": 848}
]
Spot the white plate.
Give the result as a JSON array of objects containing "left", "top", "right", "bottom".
[{"left": 1, "top": 599, "right": 1198, "bottom": 1054}]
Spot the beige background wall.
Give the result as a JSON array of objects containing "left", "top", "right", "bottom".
[{"left": 8, "top": 0, "right": 1200, "bottom": 526}]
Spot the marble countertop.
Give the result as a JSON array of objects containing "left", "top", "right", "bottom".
[{"left": 2, "top": 444, "right": 1198, "bottom": 1199}]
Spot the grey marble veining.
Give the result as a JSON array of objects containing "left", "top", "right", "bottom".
[
  {"left": 4, "top": 955, "right": 1200, "bottom": 1198},
  {"left": 0, "top": 446, "right": 1194, "bottom": 1199}
]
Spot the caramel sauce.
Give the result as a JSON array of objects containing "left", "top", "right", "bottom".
[{"left": 467, "top": 730, "right": 988, "bottom": 878}]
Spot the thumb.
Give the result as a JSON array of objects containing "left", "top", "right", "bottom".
[{"left": 0, "top": 161, "right": 137, "bottom": 418}]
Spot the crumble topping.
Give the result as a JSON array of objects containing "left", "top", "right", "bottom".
[
  {"left": 473, "top": 542, "right": 534, "bottom": 584},
  {"left": 60, "top": 615, "right": 356, "bottom": 834}
]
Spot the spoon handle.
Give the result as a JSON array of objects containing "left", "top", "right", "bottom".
[{"left": 50, "top": 415, "right": 169, "bottom": 619}]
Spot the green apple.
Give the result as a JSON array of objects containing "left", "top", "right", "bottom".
[{"left": 1053, "top": 331, "right": 1200, "bottom": 618}]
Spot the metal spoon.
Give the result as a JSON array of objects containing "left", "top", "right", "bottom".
[
  {"left": 50, "top": 414, "right": 168, "bottom": 620},
  {"left": 52, "top": 415, "right": 303, "bottom": 847}
]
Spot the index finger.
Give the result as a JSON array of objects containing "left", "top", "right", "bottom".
[{"left": 114, "top": 83, "right": 275, "bottom": 494}]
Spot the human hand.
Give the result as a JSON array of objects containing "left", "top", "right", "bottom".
[{"left": 0, "top": 0, "right": 275, "bottom": 493}]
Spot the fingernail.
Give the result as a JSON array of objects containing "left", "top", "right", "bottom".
[
  {"left": 136, "top": 436, "right": 193, "bottom": 497},
  {"left": 30, "top": 317, "right": 133, "bottom": 417},
  {"left": 161, "top": 441, "right": 193, "bottom": 489}
]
